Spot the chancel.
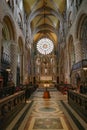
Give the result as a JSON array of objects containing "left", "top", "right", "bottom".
[{"left": 0, "top": 0, "right": 87, "bottom": 130}]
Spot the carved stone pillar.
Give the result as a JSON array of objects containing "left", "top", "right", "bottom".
[
  {"left": 0, "top": 23, "right": 3, "bottom": 76},
  {"left": 20, "top": 54, "right": 23, "bottom": 84},
  {"left": 10, "top": 43, "right": 17, "bottom": 86},
  {"left": 23, "top": 51, "right": 28, "bottom": 84}
]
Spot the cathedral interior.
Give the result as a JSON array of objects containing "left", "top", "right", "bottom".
[{"left": 0, "top": 0, "right": 87, "bottom": 130}]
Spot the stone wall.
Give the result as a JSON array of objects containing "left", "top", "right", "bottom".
[{"left": 0, "top": 0, "right": 29, "bottom": 86}]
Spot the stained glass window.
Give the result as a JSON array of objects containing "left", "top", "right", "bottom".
[{"left": 37, "top": 38, "right": 54, "bottom": 55}]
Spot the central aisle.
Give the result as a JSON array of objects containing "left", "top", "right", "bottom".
[{"left": 23, "top": 88, "right": 73, "bottom": 130}]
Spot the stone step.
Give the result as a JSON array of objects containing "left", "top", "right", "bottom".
[
  {"left": 0, "top": 103, "right": 26, "bottom": 130},
  {"left": 6, "top": 100, "right": 33, "bottom": 130},
  {"left": 60, "top": 100, "right": 87, "bottom": 130}
]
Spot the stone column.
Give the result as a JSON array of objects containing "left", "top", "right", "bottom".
[
  {"left": 28, "top": 52, "right": 31, "bottom": 83},
  {"left": 24, "top": 53, "right": 28, "bottom": 82},
  {"left": 0, "top": 23, "right": 3, "bottom": 76},
  {"left": 65, "top": 44, "right": 71, "bottom": 84},
  {"left": 30, "top": 48, "right": 33, "bottom": 83},
  {"left": 74, "top": 39, "right": 82, "bottom": 62},
  {"left": 20, "top": 54, "right": 23, "bottom": 84},
  {"left": 23, "top": 51, "right": 27, "bottom": 84},
  {"left": 10, "top": 43, "right": 17, "bottom": 86}
]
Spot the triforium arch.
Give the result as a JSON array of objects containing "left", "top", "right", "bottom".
[
  {"left": 2, "top": 15, "right": 15, "bottom": 56},
  {"left": 68, "top": 35, "right": 75, "bottom": 73},
  {"left": 1, "top": 15, "right": 17, "bottom": 86},
  {"left": 76, "top": 13, "right": 87, "bottom": 40},
  {"left": 17, "top": 36, "right": 24, "bottom": 85},
  {"left": 76, "top": 14, "right": 87, "bottom": 85},
  {"left": 2, "top": 15, "right": 16, "bottom": 41},
  {"left": 76, "top": 14, "right": 87, "bottom": 59}
]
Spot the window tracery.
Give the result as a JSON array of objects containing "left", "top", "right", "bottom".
[{"left": 36, "top": 38, "right": 54, "bottom": 55}]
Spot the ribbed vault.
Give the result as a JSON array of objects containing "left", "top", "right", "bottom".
[{"left": 23, "top": 0, "right": 66, "bottom": 44}]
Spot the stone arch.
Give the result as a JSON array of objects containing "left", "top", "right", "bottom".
[
  {"left": 2, "top": 15, "right": 16, "bottom": 68},
  {"left": 75, "top": 14, "right": 87, "bottom": 59},
  {"left": 1, "top": 15, "right": 17, "bottom": 86},
  {"left": 75, "top": 13, "right": 87, "bottom": 40},
  {"left": 2, "top": 15, "right": 16, "bottom": 41},
  {"left": 80, "top": 16, "right": 87, "bottom": 59}
]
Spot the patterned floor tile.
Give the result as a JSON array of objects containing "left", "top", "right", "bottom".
[
  {"left": 28, "top": 117, "right": 69, "bottom": 130},
  {"left": 24, "top": 90, "right": 72, "bottom": 130}
]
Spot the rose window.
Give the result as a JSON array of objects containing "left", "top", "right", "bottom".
[{"left": 37, "top": 38, "right": 54, "bottom": 55}]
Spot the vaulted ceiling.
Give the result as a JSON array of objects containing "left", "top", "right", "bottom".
[{"left": 23, "top": 0, "right": 66, "bottom": 45}]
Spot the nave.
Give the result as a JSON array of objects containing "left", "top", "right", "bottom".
[
  {"left": 5, "top": 87, "right": 87, "bottom": 130},
  {"left": 0, "top": 1, "right": 87, "bottom": 130}
]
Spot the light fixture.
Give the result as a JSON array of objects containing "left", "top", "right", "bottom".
[
  {"left": 6, "top": 67, "right": 11, "bottom": 72},
  {"left": 83, "top": 67, "right": 87, "bottom": 71},
  {"left": 6, "top": 0, "right": 9, "bottom": 2}
]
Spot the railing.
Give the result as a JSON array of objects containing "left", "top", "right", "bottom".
[
  {"left": 56, "top": 83, "right": 73, "bottom": 94},
  {"left": 68, "top": 90, "right": 87, "bottom": 122},
  {"left": 0, "top": 86, "right": 15, "bottom": 99},
  {"left": 0, "top": 83, "right": 37, "bottom": 99},
  {"left": 24, "top": 84, "right": 37, "bottom": 100},
  {"left": 0, "top": 83, "right": 37, "bottom": 129},
  {"left": 0, "top": 91, "right": 25, "bottom": 129}
]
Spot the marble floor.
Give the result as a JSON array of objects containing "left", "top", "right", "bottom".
[
  {"left": 6, "top": 88, "right": 87, "bottom": 130},
  {"left": 24, "top": 89, "right": 72, "bottom": 130}
]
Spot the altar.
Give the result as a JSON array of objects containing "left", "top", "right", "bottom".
[
  {"left": 38, "top": 76, "right": 55, "bottom": 98},
  {"left": 38, "top": 76, "right": 54, "bottom": 87}
]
